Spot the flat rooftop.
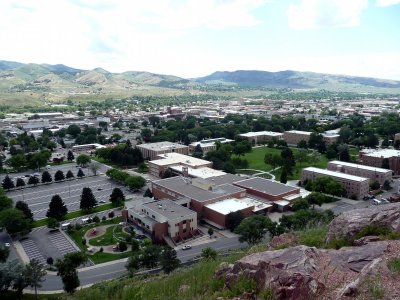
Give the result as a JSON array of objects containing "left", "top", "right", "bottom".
[
  {"left": 169, "top": 165, "right": 226, "bottom": 179},
  {"left": 239, "top": 131, "right": 283, "bottom": 138},
  {"left": 303, "top": 167, "right": 369, "bottom": 182},
  {"left": 284, "top": 130, "right": 312, "bottom": 135},
  {"left": 207, "top": 173, "right": 247, "bottom": 185},
  {"left": 137, "top": 141, "right": 188, "bottom": 151},
  {"left": 190, "top": 138, "right": 234, "bottom": 147},
  {"left": 143, "top": 200, "right": 196, "bottom": 220},
  {"left": 234, "top": 177, "right": 299, "bottom": 196},
  {"left": 361, "top": 149, "right": 400, "bottom": 158},
  {"left": 205, "top": 198, "right": 253, "bottom": 215},
  {"left": 151, "top": 153, "right": 211, "bottom": 167},
  {"left": 153, "top": 176, "right": 246, "bottom": 202},
  {"left": 329, "top": 160, "right": 391, "bottom": 173}
]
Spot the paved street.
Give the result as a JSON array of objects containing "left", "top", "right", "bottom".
[{"left": 7, "top": 174, "right": 133, "bottom": 219}]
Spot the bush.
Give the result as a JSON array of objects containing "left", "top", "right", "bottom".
[
  {"left": 92, "top": 215, "right": 100, "bottom": 223},
  {"left": 387, "top": 258, "right": 400, "bottom": 273},
  {"left": 99, "top": 247, "right": 104, "bottom": 253},
  {"left": 102, "top": 216, "right": 107, "bottom": 222},
  {"left": 82, "top": 239, "right": 87, "bottom": 245},
  {"left": 75, "top": 223, "right": 82, "bottom": 231},
  {"left": 47, "top": 257, "right": 54, "bottom": 265},
  {"left": 119, "top": 241, "right": 128, "bottom": 252},
  {"left": 297, "top": 227, "right": 327, "bottom": 248},
  {"left": 108, "top": 211, "right": 115, "bottom": 218},
  {"left": 354, "top": 224, "right": 390, "bottom": 240}
]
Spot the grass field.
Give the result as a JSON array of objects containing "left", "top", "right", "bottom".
[{"left": 243, "top": 146, "right": 333, "bottom": 180}]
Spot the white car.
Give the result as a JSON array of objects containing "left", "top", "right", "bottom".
[
  {"left": 182, "top": 245, "right": 192, "bottom": 250},
  {"left": 4, "top": 242, "right": 10, "bottom": 247}
]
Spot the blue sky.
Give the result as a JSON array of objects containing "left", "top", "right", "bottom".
[{"left": 0, "top": 0, "right": 399, "bottom": 79}]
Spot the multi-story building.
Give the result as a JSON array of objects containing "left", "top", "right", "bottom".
[
  {"left": 124, "top": 199, "right": 198, "bottom": 243},
  {"left": 327, "top": 160, "right": 392, "bottom": 185},
  {"left": 359, "top": 149, "right": 400, "bottom": 175},
  {"left": 283, "top": 130, "right": 312, "bottom": 145},
  {"left": 238, "top": 131, "right": 283, "bottom": 145},
  {"left": 148, "top": 153, "right": 213, "bottom": 177},
  {"left": 322, "top": 130, "right": 340, "bottom": 145},
  {"left": 301, "top": 167, "right": 369, "bottom": 200},
  {"left": 188, "top": 138, "right": 234, "bottom": 154},
  {"left": 137, "top": 142, "right": 189, "bottom": 160}
]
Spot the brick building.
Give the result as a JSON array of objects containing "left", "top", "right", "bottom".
[
  {"left": 238, "top": 131, "right": 283, "bottom": 145},
  {"left": 137, "top": 142, "right": 189, "bottom": 160},
  {"left": 283, "top": 130, "right": 311, "bottom": 145},
  {"left": 189, "top": 138, "right": 234, "bottom": 154},
  {"left": 124, "top": 199, "right": 198, "bottom": 244},
  {"left": 301, "top": 167, "right": 369, "bottom": 200},
  {"left": 327, "top": 160, "right": 392, "bottom": 185},
  {"left": 148, "top": 153, "right": 213, "bottom": 177},
  {"left": 359, "top": 149, "right": 400, "bottom": 175}
]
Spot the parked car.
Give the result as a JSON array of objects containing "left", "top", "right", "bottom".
[
  {"left": 99, "top": 200, "right": 106, "bottom": 203},
  {"left": 182, "top": 245, "right": 192, "bottom": 250}
]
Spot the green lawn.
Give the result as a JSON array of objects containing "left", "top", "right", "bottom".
[
  {"left": 88, "top": 225, "right": 130, "bottom": 246},
  {"left": 243, "top": 146, "right": 330, "bottom": 180}
]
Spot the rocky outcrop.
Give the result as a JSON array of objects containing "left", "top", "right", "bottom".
[
  {"left": 325, "top": 202, "right": 400, "bottom": 243},
  {"left": 268, "top": 233, "right": 297, "bottom": 250},
  {"left": 216, "top": 242, "right": 391, "bottom": 300},
  {"left": 352, "top": 235, "right": 381, "bottom": 246}
]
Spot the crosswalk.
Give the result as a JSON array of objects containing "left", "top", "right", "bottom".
[
  {"left": 47, "top": 231, "right": 78, "bottom": 256},
  {"left": 20, "top": 239, "right": 47, "bottom": 265}
]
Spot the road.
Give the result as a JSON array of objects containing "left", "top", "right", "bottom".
[{"left": 38, "top": 236, "right": 244, "bottom": 291}]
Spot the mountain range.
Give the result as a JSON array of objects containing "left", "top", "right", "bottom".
[{"left": 0, "top": 60, "right": 399, "bottom": 106}]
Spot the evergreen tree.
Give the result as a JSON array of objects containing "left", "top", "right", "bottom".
[
  {"left": 15, "top": 201, "right": 33, "bottom": 222},
  {"left": 77, "top": 168, "right": 85, "bottom": 178},
  {"left": 80, "top": 187, "right": 97, "bottom": 211},
  {"left": 160, "top": 247, "right": 180, "bottom": 274},
  {"left": 109, "top": 188, "right": 125, "bottom": 207},
  {"left": 16, "top": 177, "right": 26, "bottom": 188},
  {"left": 46, "top": 194, "right": 68, "bottom": 220},
  {"left": 28, "top": 176, "right": 39, "bottom": 186},
  {"left": 66, "top": 170, "right": 74, "bottom": 179},
  {"left": 67, "top": 150, "right": 75, "bottom": 161},
  {"left": 41, "top": 171, "right": 52, "bottom": 184},
  {"left": 54, "top": 170, "right": 65, "bottom": 182},
  {"left": 2, "top": 175, "right": 15, "bottom": 190},
  {"left": 280, "top": 167, "right": 288, "bottom": 184}
]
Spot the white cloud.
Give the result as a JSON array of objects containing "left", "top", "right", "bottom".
[
  {"left": 287, "top": 0, "right": 368, "bottom": 30},
  {"left": 376, "top": 0, "right": 400, "bottom": 6}
]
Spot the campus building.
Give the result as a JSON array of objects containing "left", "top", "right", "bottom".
[
  {"left": 327, "top": 160, "right": 392, "bottom": 185},
  {"left": 124, "top": 199, "right": 198, "bottom": 244},
  {"left": 283, "top": 130, "right": 312, "bottom": 145},
  {"left": 148, "top": 152, "right": 213, "bottom": 177},
  {"left": 189, "top": 138, "right": 234, "bottom": 154},
  {"left": 137, "top": 142, "right": 189, "bottom": 160},
  {"left": 322, "top": 130, "right": 340, "bottom": 145},
  {"left": 72, "top": 143, "right": 106, "bottom": 153},
  {"left": 359, "top": 149, "right": 400, "bottom": 175},
  {"left": 238, "top": 131, "right": 283, "bottom": 145},
  {"left": 301, "top": 167, "right": 369, "bottom": 200}
]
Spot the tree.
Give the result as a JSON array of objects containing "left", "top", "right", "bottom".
[
  {"left": 226, "top": 211, "right": 244, "bottom": 232},
  {"left": 67, "top": 150, "right": 75, "bottom": 161},
  {"left": 11, "top": 261, "right": 28, "bottom": 299},
  {"left": 55, "top": 252, "right": 87, "bottom": 294},
  {"left": 280, "top": 167, "right": 288, "bottom": 184},
  {"left": 297, "top": 140, "right": 308, "bottom": 149},
  {"left": 41, "top": 171, "right": 52, "bottom": 184},
  {"left": 235, "top": 215, "right": 273, "bottom": 245},
  {"left": 27, "top": 151, "right": 51, "bottom": 171},
  {"left": 0, "top": 193, "right": 13, "bottom": 212},
  {"left": 281, "top": 147, "right": 295, "bottom": 175},
  {"left": 2, "top": 175, "right": 15, "bottom": 190},
  {"left": 201, "top": 247, "right": 217, "bottom": 261},
  {"left": 77, "top": 168, "right": 85, "bottom": 178},
  {"left": 15, "top": 201, "right": 33, "bottom": 222},
  {"left": 264, "top": 153, "right": 282, "bottom": 170},
  {"left": 6, "top": 154, "right": 27, "bottom": 170},
  {"left": 28, "top": 176, "right": 39, "bottom": 186},
  {"left": 88, "top": 162, "right": 100, "bottom": 176},
  {"left": 109, "top": 188, "right": 125, "bottom": 207},
  {"left": 16, "top": 178, "right": 25, "bottom": 188},
  {"left": 143, "top": 188, "right": 153, "bottom": 198},
  {"left": 140, "top": 245, "right": 161, "bottom": 269},
  {"left": 126, "top": 254, "right": 141, "bottom": 276},
  {"left": 54, "top": 170, "right": 65, "bottom": 181},
  {"left": 192, "top": 144, "right": 203, "bottom": 158},
  {"left": 369, "top": 180, "right": 380, "bottom": 190},
  {"left": 67, "top": 124, "right": 81, "bottom": 138},
  {"left": 295, "top": 149, "right": 309, "bottom": 167},
  {"left": 118, "top": 241, "right": 128, "bottom": 252},
  {"left": 292, "top": 199, "right": 310, "bottom": 211},
  {"left": 160, "top": 247, "right": 180, "bottom": 274},
  {"left": 76, "top": 154, "right": 91, "bottom": 167},
  {"left": 208, "top": 227, "right": 214, "bottom": 238},
  {"left": 80, "top": 187, "right": 97, "bottom": 211},
  {"left": 25, "top": 259, "right": 46, "bottom": 300},
  {"left": 337, "top": 144, "right": 350, "bottom": 162},
  {"left": 0, "top": 208, "right": 32, "bottom": 235},
  {"left": 46, "top": 195, "right": 68, "bottom": 220},
  {"left": 305, "top": 192, "right": 325, "bottom": 209},
  {"left": 0, "top": 246, "right": 10, "bottom": 263},
  {"left": 47, "top": 217, "right": 60, "bottom": 230},
  {"left": 125, "top": 176, "right": 146, "bottom": 191},
  {"left": 66, "top": 170, "right": 74, "bottom": 179}
]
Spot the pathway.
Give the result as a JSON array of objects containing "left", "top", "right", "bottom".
[{"left": 236, "top": 167, "right": 281, "bottom": 181}]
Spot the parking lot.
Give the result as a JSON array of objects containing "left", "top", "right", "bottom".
[{"left": 6, "top": 164, "right": 134, "bottom": 219}]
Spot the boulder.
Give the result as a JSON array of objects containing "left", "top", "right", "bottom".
[
  {"left": 325, "top": 202, "right": 400, "bottom": 243},
  {"left": 352, "top": 235, "right": 381, "bottom": 246},
  {"left": 269, "top": 233, "right": 297, "bottom": 250}
]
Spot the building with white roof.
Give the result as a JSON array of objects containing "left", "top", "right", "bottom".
[
  {"left": 137, "top": 142, "right": 189, "bottom": 160},
  {"left": 328, "top": 160, "right": 392, "bottom": 185},
  {"left": 301, "top": 167, "right": 369, "bottom": 200},
  {"left": 238, "top": 131, "right": 283, "bottom": 144},
  {"left": 360, "top": 149, "right": 400, "bottom": 175},
  {"left": 189, "top": 138, "right": 234, "bottom": 154},
  {"left": 169, "top": 165, "right": 226, "bottom": 179}
]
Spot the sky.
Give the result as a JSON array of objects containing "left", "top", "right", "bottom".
[{"left": 0, "top": 0, "right": 400, "bottom": 80}]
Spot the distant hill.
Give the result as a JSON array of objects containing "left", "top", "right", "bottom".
[{"left": 195, "top": 70, "right": 400, "bottom": 89}]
